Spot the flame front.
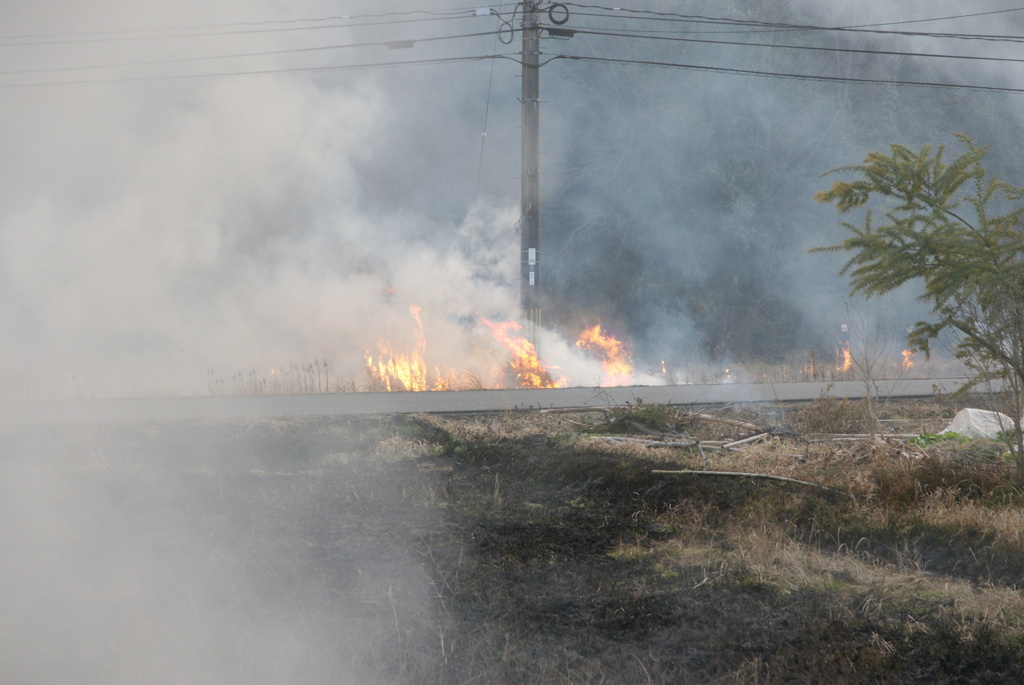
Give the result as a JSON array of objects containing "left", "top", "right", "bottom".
[
  {"left": 365, "top": 304, "right": 467, "bottom": 391},
  {"left": 576, "top": 323, "right": 634, "bottom": 386},
  {"left": 836, "top": 341, "right": 852, "bottom": 372},
  {"left": 365, "top": 305, "right": 428, "bottom": 391},
  {"left": 901, "top": 349, "right": 915, "bottom": 371},
  {"left": 482, "top": 318, "right": 565, "bottom": 388}
]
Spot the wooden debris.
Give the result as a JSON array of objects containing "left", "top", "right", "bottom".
[
  {"left": 652, "top": 469, "right": 843, "bottom": 494},
  {"left": 722, "top": 432, "right": 771, "bottom": 449},
  {"left": 686, "top": 413, "right": 761, "bottom": 432},
  {"left": 593, "top": 436, "right": 699, "bottom": 449},
  {"left": 806, "top": 433, "right": 921, "bottom": 442},
  {"left": 539, "top": 407, "right": 611, "bottom": 415}
]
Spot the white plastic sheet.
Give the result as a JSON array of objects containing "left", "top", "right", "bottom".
[{"left": 942, "top": 408, "right": 1016, "bottom": 439}]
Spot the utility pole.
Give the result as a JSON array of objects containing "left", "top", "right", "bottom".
[{"left": 520, "top": 1, "right": 542, "bottom": 346}]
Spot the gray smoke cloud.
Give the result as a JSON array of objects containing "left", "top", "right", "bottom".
[
  {"left": 538, "top": 0, "right": 1024, "bottom": 369},
  {"left": 2, "top": 0, "right": 1022, "bottom": 397}
]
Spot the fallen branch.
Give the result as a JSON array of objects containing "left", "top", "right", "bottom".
[
  {"left": 540, "top": 407, "right": 611, "bottom": 415},
  {"left": 687, "top": 413, "right": 761, "bottom": 432},
  {"left": 805, "top": 433, "right": 921, "bottom": 442},
  {"left": 722, "top": 432, "right": 771, "bottom": 449},
  {"left": 593, "top": 436, "right": 699, "bottom": 449},
  {"left": 650, "top": 440, "right": 699, "bottom": 448},
  {"left": 652, "top": 469, "right": 843, "bottom": 493}
]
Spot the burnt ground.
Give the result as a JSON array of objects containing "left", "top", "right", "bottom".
[{"left": 2, "top": 397, "right": 1023, "bottom": 683}]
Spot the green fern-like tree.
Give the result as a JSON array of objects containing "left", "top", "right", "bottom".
[{"left": 813, "top": 133, "right": 1024, "bottom": 466}]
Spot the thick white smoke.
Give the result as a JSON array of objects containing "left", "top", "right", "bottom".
[{"left": 0, "top": 0, "right": 532, "bottom": 398}]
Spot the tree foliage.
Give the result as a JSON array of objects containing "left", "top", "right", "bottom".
[{"left": 813, "top": 134, "right": 1024, "bottom": 461}]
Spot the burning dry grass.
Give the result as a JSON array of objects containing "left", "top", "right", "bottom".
[
  {"left": 205, "top": 305, "right": 970, "bottom": 401},
  {"left": 200, "top": 339, "right": 968, "bottom": 399}
]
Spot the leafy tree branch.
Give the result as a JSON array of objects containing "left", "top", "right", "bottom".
[{"left": 813, "top": 133, "right": 1024, "bottom": 468}]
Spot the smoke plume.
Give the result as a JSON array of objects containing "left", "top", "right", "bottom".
[{"left": 2, "top": 0, "right": 1022, "bottom": 397}]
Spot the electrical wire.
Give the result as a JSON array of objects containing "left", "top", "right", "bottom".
[
  {"left": 0, "top": 29, "right": 508, "bottom": 77},
  {"left": 561, "top": 2, "right": 1024, "bottom": 29},
  {"left": 557, "top": 3, "right": 1024, "bottom": 43},
  {"left": 3, "top": 2, "right": 1022, "bottom": 94},
  {"left": 476, "top": 6, "right": 508, "bottom": 203},
  {"left": 837, "top": 6, "right": 1024, "bottom": 29},
  {"left": 9, "top": 20, "right": 1019, "bottom": 81},
  {"left": 5, "top": 3, "right": 1021, "bottom": 48},
  {"left": 550, "top": 53, "right": 1024, "bottom": 95},
  {"left": 555, "top": 26, "right": 1024, "bottom": 67},
  {"left": 0, "top": 53, "right": 517, "bottom": 89},
  {"left": 0, "top": 7, "right": 491, "bottom": 46},
  {"left": 6, "top": 1, "right": 1021, "bottom": 76}
]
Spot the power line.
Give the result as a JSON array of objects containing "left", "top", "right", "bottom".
[
  {"left": 551, "top": 53, "right": 1024, "bottom": 95},
  {"left": 0, "top": 29, "right": 507, "bottom": 77},
  {"left": 559, "top": 3, "right": 1024, "bottom": 43},
  {"left": 475, "top": 5, "right": 507, "bottom": 203},
  {"left": 10, "top": 23, "right": 1022, "bottom": 83},
  {"left": 558, "top": 26, "right": 1024, "bottom": 67},
  {"left": 7, "top": 2, "right": 1022, "bottom": 83},
  {"left": 7, "top": 45, "right": 1022, "bottom": 95},
  {"left": 7, "top": 3, "right": 1022, "bottom": 48},
  {"left": 3, "top": 4, "right": 1022, "bottom": 95},
  {"left": 0, "top": 8, "right": 489, "bottom": 46},
  {"left": 562, "top": 2, "right": 1024, "bottom": 30},
  {"left": 840, "top": 6, "right": 1024, "bottom": 29},
  {"left": 0, "top": 53, "right": 514, "bottom": 89}
]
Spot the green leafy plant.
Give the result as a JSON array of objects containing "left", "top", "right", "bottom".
[
  {"left": 814, "top": 133, "right": 1024, "bottom": 472},
  {"left": 908, "top": 431, "right": 970, "bottom": 448}
]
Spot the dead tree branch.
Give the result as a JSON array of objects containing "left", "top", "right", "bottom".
[
  {"left": 593, "top": 436, "right": 699, "bottom": 449},
  {"left": 722, "top": 433, "right": 771, "bottom": 449}
]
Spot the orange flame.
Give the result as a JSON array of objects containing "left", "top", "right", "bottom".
[
  {"left": 365, "top": 304, "right": 464, "bottom": 391},
  {"left": 836, "top": 341, "right": 852, "bottom": 372},
  {"left": 901, "top": 349, "right": 915, "bottom": 371},
  {"left": 365, "top": 305, "right": 427, "bottom": 391},
  {"left": 482, "top": 318, "right": 566, "bottom": 388},
  {"left": 575, "top": 323, "right": 634, "bottom": 386}
]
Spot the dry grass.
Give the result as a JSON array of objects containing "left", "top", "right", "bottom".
[
  {"left": 397, "top": 398, "right": 1024, "bottom": 682},
  {"left": 801, "top": 394, "right": 878, "bottom": 434}
]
